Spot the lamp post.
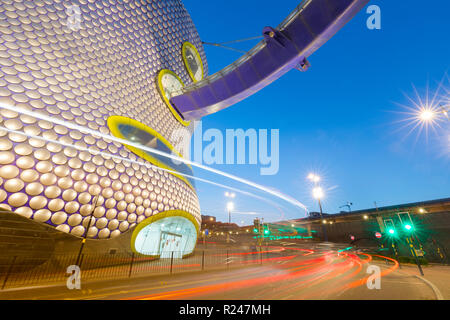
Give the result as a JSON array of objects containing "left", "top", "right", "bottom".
[
  {"left": 225, "top": 191, "right": 236, "bottom": 199},
  {"left": 307, "top": 173, "right": 320, "bottom": 185},
  {"left": 227, "top": 201, "right": 234, "bottom": 224},
  {"left": 418, "top": 104, "right": 449, "bottom": 124},
  {"left": 225, "top": 191, "right": 235, "bottom": 224},
  {"left": 339, "top": 202, "right": 353, "bottom": 213},
  {"left": 225, "top": 202, "right": 234, "bottom": 245},
  {"left": 312, "top": 186, "right": 328, "bottom": 242},
  {"left": 75, "top": 194, "right": 100, "bottom": 266}
]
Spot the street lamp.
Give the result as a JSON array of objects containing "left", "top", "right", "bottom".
[
  {"left": 308, "top": 173, "right": 321, "bottom": 184},
  {"left": 225, "top": 191, "right": 236, "bottom": 198},
  {"left": 227, "top": 201, "right": 234, "bottom": 224},
  {"left": 75, "top": 194, "right": 100, "bottom": 266},
  {"left": 419, "top": 108, "right": 435, "bottom": 122},
  {"left": 312, "top": 186, "right": 328, "bottom": 242},
  {"left": 312, "top": 186, "right": 324, "bottom": 200},
  {"left": 416, "top": 104, "right": 449, "bottom": 125},
  {"left": 225, "top": 192, "right": 235, "bottom": 224},
  {"left": 340, "top": 202, "right": 353, "bottom": 213}
]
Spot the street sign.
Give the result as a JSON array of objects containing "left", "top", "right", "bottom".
[
  {"left": 415, "top": 249, "right": 424, "bottom": 257},
  {"left": 205, "top": 229, "right": 209, "bottom": 236},
  {"left": 375, "top": 232, "right": 382, "bottom": 239}
]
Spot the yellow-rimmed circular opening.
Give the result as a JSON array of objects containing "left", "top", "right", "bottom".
[
  {"left": 106, "top": 115, "right": 195, "bottom": 191},
  {"left": 130, "top": 210, "right": 200, "bottom": 258},
  {"left": 156, "top": 69, "right": 190, "bottom": 127},
  {"left": 182, "top": 41, "right": 204, "bottom": 83}
]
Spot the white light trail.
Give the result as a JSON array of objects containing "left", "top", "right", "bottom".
[
  {"left": 0, "top": 102, "right": 307, "bottom": 212},
  {"left": 0, "top": 124, "right": 305, "bottom": 216}
]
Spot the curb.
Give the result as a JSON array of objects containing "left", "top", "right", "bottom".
[{"left": 413, "top": 274, "right": 444, "bottom": 300}]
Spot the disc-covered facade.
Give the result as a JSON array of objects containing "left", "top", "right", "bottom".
[{"left": 0, "top": 0, "right": 207, "bottom": 257}]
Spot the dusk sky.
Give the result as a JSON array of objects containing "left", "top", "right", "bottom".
[{"left": 183, "top": 0, "right": 450, "bottom": 224}]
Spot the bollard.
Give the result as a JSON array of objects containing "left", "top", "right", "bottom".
[
  {"left": 202, "top": 250, "right": 205, "bottom": 271},
  {"left": 170, "top": 251, "right": 174, "bottom": 275}
]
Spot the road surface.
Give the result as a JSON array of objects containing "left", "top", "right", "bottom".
[{"left": 0, "top": 242, "right": 440, "bottom": 300}]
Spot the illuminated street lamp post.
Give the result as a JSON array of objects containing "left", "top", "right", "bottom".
[
  {"left": 419, "top": 109, "right": 435, "bottom": 122},
  {"left": 75, "top": 195, "right": 100, "bottom": 266},
  {"left": 225, "top": 191, "right": 236, "bottom": 199},
  {"left": 225, "top": 191, "right": 235, "bottom": 224},
  {"left": 312, "top": 186, "right": 328, "bottom": 242},
  {"left": 307, "top": 173, "right": 320, "bottom": 185},
  {"left": 226, "top": 202, "right": 234, "bottom": 245},
  {"left": 227, "top": 201, "right": 234, "bottom": 224},
  {"left": 418, "top": 104, "right": 449, "bottom": 124},
  {"left": 340, "top": 202, "right": 353, "bottom": 213}
]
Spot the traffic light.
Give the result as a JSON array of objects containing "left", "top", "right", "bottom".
[
  {"left": 384, "top": 219, "right": 396, "bottom": 237},
  {"left": 253, "top": 218, "right": 261, "bottom": 235},
  {"left": 398, "top": 212, "right": 414, "bottom": 232},
  {"left": 262, "top": 223, "right": 271, "bottom": 236}
]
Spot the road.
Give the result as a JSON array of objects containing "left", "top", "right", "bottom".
[{"left": 0, "top": 242, "right": 440, "bottom": 300}]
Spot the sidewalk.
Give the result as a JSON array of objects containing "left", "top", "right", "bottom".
[{"left": 397, "top": 263, "right": 450, "bottom": 300}]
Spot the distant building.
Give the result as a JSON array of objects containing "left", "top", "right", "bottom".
[
  {"left": 200, "top": 215, "right": 239, "bottom": 233},
  {"left": 291, "top": 198, "right": 450, "bottom": 263}
]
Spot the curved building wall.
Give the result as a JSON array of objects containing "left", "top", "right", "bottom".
[{"left": 0, "top": 0, "right": 207, "bottom": 240}]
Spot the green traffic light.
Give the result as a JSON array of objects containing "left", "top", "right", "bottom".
[
  {"left": 264, "top": 229, "right": 270, "bottom": 235},
  {"left": 388, "top": 228, "right": 395, "bottom": 235},
  {"left": 404, "top": 224, "right": 412, "bottom": 231},
  {"left": 253, "top": 228, "right": 258, "bottom": 233}
]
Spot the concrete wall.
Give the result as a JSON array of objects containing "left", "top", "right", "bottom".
[{"left": 307, "top": 210, "right": 450, "bottom": 264}]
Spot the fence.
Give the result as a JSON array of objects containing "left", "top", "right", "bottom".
[{"left": 0, "top": 246, "right": 287, "bottom": 291}]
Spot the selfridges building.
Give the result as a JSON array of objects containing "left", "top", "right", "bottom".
[{"left": 0, "top": 0, "right": 207, "bottom": 258}]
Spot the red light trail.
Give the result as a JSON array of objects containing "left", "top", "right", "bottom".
[{"left": 123, "top": 247, "right": 399, "bottom": 300}]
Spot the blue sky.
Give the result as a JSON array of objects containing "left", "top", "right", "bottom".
[{"left": 183, "top": 0, "right": 450, "bottom": 223}]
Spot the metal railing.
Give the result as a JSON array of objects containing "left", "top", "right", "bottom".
[{"left": 0, "top": 246, "right": 287, "bottom": 291}]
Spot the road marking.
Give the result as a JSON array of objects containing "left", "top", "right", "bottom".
[
  {"left": 413, "top": 275, "right": 444, "bottom": 300},
  {"left": 79, "top": 266, "right": 272, "bottom": 300},
  {"left": 381, "top": 280, "right": 426, "bottom": 285},
  {"left": 0, "top": 283, "right": 64, "bottom": 292},
  {"left": 394, "top": 268, "right": 444, "bottom": 300}
]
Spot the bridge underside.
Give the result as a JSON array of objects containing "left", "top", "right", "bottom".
[{"left": 170, "top": 0, "right": 369, "bottom": 120}]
